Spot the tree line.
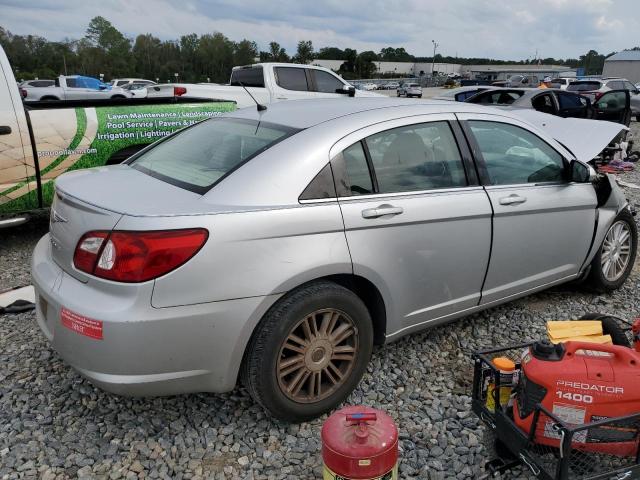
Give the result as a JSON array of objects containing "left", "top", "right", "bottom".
[{"left": 1, "top": 16, "right": 636, "bottom": 82}]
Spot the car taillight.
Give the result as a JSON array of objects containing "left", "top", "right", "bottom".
[
  {"left": 20, "top": 88, "right": 27, "bottom": 98},
  {"left": 73, "top": 229, "right": 208, "bottom": 282},
  {"left": 174, "top": 86, "right": 187, "bottom": 96},
  {"left": 593, "top": 91, "right": 604, "bottom": 101}
]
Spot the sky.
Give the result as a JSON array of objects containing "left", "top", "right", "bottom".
[{"left": 1, "top": 0, "right": 637, "bottom": 60}]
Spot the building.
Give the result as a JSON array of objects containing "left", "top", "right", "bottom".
[
  {"left": 463, "top": 64, "right": 575, "bottom": 82},
  {"left": 312, "top": 59, "right": 462, "bottom": 76},
  {"left": 311, "top": 59, "right": 574, "bottom": 81},
  {"left": 602, "top": 50, "right": 640, "bottom": 83}
]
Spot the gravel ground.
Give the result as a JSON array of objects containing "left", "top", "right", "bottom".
[{"left": 1, "top": 123, "right": 640, "bottom": 480}]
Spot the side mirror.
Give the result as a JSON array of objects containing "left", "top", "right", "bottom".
[
  {"left": 336, "top": 86, "right": 356, "bottom": 97},
  {"left": 570, "top": 160, "right": 597, "bottom": 183}
]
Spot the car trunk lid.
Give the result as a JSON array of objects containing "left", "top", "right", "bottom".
[{"left": 51, "top": 165, "right": 215, "bottom": 282}]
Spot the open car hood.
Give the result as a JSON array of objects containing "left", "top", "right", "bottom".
[{"left": 509, "top": 109, "right": 627, "bottom": 161}]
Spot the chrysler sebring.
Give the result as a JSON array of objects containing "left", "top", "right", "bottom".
[{"left": 32, "top": 98, "right": 637, "bottom": 421}]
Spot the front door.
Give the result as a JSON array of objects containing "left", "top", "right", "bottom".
[
  {"left": 458, "top": 113, "right": 598, "bottom": 304},
  {"left": 592, "top": 90, "right": 631, "bottom": 126},
  {"left": 332, "top": 114, "right": 493, "bottom": 337}
]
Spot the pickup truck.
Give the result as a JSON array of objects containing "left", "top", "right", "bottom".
[
  {"left": 22, "top": 75, "right": 133, "bottom": 102},
  {"left": 146, "top": 62, "right": 380, "bottom": 108},
  {"left": 0, "top": 47, "right": 236, "bottom": 226}
]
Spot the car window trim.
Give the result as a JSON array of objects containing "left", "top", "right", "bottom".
[
  {"left": 335, "top": 185, "right": 486, "bottom": 203},
  {"left": 458, "top": 117, "right": 571, "bottom": 187}
]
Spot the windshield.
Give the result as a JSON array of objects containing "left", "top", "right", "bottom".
[
  {"left": 566, "top": 81, "right": 601, "bottom": 92},
  {"left": 130, "top": 118, "right": 298, "bottom": 194}
]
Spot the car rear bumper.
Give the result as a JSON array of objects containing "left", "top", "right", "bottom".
[{"left": 31, "top": 234, "right": 280, "bottom": 396}]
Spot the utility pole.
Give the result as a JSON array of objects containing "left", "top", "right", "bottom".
[{"left": 431, "top": 40, "right": 439, "bottom": 77}]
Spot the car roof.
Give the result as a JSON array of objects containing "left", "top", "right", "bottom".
[{"left": 228, "top": 97, "right": 517, "bottom": 129}]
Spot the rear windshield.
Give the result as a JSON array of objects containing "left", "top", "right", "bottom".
[
  {"left": 130, "top": 118, "right": 297, "bottom": 194},
  {"left": 566, "top": 81, "right": 601, "bottom": 92},
  {"left": 230, "top": 66, "right": 265, "bottom": 88}
]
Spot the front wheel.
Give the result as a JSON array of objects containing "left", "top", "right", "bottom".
[
  {"left": 585, "top": 209, "right": 637, "bottom": 292},
  {"left": 397, "top": 91, "right": 401, "bottom": 97},
  {"left": 242, "top": 281, "right": 373, "bottom": 422}
]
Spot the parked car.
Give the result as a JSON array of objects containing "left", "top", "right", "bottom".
[
  {"left": 466, "top": 87, "right": 631, "bottom": 126},
  {"left": 22, "top": 75, "right": 132, "bottom": 102},
  {"left": 492, "top": 75, "right": 539, "bottom": 88},
  {"left": 19, "top": 79, "right": 55, "bottom": 88},
  {"left": 566, "top": 77, "right": 638, "bottom": 101},
  {"left": 32, "top": 97, "right": 635, "bottom": 421},
  {"left": 147, "top": 63, "right": 381, "bottom": 107},
  {"left": 121, "top": 82, "right": 150, "bottom": 98},
  {"left": 0, "top": 45, "right": 236, "bottom": 225},
  {"left": 110, "top": 78, "right": 156, "bottom": 87},
  {"left": 384, "top": 82, "right": 400, "bottom": 90},
  {"left": 549, "top": 77, "right": 575, "bottom": 90},
  {"left": 360, "top": 83, "right": 378, "bottom": 91},
  {"left": 432, "top": 85, "right": 495, "bottom": 102},
  {"left": 397, "top": 82, "right": 422, "bottom": 98}
]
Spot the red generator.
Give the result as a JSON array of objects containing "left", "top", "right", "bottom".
[{"left": 514, "top": 340, "right": 640, "bottom": 456}]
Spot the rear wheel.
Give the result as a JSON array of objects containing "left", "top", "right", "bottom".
[
  {"left": 242, "top": 281, "right": 373, "bottom": 422},
  {"left": 585, "top": 209, "right": 637, "bottom": 293}
]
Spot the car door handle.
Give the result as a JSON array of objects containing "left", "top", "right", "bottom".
[
  {"left": 361, "top": 205, "right": 404, "bottom": 219},
  {"left": 0, "top": 126, "right": 11, "bottom": 135},
  {"left": 499, "top": 194, "right": 527, "bottom": 206}
]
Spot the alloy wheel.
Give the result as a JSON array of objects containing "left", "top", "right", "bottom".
[
  {"left": 601, "top": 220, "right": 632, "bottom": 282},
  {"left": 277, "top": 308, "right": 359, "bottom": 404}
]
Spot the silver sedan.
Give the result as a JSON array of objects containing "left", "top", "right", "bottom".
[{"left": 32, "top": 98, "right": 637, "bottom": 421}]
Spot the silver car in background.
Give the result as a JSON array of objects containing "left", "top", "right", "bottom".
[
  {"left": 398, "top": 82, "right": 423, "bottom": 98},
  {"left": 32, "top": 98, "right": 637, "bottom": 421}
]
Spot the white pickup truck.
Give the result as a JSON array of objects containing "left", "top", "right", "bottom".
[
  {"left": 22, "top": 75, "right": 132, "bottom": 102},
  {"left": 0, "top": 47, "right": 235, "bottom": 226},
  {"left": 147, "top": 63, "right": 380, "bottom": 107}
]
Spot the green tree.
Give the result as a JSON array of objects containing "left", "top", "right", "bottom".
[
  {"left": 233, "top": 39, "right": 258, "bottom": 66},
  {"left": 356, "top": 50, "right": 378, "bottom": 78},
  {"left": 293, "top": 40, "right": 314, "bottom": 64}
]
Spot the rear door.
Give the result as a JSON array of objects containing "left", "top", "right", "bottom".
[
  {"left": 270, "top": 66, "right": 316, "bottom": 101},
  {"left": 332, "top": 114, "right": 493, "bottom": 336},
  {"left": 554, "top": 91, "right": 590, "bottom": 119},
  {"left": 458, "top": 113, "right": 597, "bottom": 304},
  {"left": 592, "top": 90, "right": 631, "bottom": 126}
]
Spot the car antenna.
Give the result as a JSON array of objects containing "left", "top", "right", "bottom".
[{"left": 238, "top": 80, "right": 267, "bottom": 111}]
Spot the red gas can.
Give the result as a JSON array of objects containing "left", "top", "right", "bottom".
[{"left": 321, "top": 406, "right": 398, "bottom": 480}]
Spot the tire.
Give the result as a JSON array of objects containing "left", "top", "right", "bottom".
[
  {"left": 242, "top": 281, "right": 373, "bottom": 422},
  {"left": 585, "top": 209, "right": 637, "bottom": 293},
  {"left": 111, "top": 95, "right": 126, "bottom": 99},
  {"left": 39, "top": 96, "right": 59, "bottom": 102},
  {"left": 578, "top": 313, "right": 630, "bottom": 347},
  {"left": 397, "top": 91, "right": 401, "bottom": 97},
  {"left": 417, "top": 95, "right": 422, "bottom": 98}
]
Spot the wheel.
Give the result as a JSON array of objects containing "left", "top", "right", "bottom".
[
  {"left": 40, "top": 96, "right": 59, "bottom": 102},
  {"left": 111, "top": 95, "right": 126, "bottom": 99},
  {"left": 397, "top": 91, "right": 401, "bottom": 97},
  {"left": 636, "top": 114, "right": 640, "bottom": 122},
  {"left": 585, "top": 209, "right": 637, "bottom": 293},
  {"left": 417, "top": 95, "right": 422, "bottom": 98},
  {"left": 578, "top": 313, "right": 630, "bottom": 347},
  {"left": 242, "top": 281, "right": 373, "bottom": 422}
]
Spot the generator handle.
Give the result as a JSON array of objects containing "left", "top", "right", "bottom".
[{"left": 564, "top": 341, "right": 638, "bottom": 364}]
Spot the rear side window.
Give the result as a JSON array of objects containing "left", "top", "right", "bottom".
[
  {"left": 116, "top": 81, "right": 128, "bottom": 86},
  {"left": 336, "top": 142, "right": 374, "bottom": 196},
  {"left": 468, "top": 121, "right": 565, "bottom": 185},
  {"left": 275, "top": 67, "right": 309, "bottom": 91},
  {"left": 467, "top": 91, "right": 522, "bottom": 105},
  {"left": 313, "top": 70, "right": 344, "bottom": 93},
  {"left": 131, "top": 118, "right": 297, "bottom": 194},
  {"left": 566, "top": 81, "right": 601, "bottom": 92},
  {"left": 365, "top": 121, "right": 467, "bottom": 193},
  {"left": 230, "top": 66, "right": 265, "bottom": 88}
]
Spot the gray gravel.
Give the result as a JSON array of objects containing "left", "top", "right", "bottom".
[{"left": 1, "top": 123, "right": 640, "bottom": 479}]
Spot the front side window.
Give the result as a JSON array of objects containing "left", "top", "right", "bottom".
[
  {"left": 365, "top": 121, "right": 467, "bottom": 193},
  {"left": 274, "top": 67, "right": 309, "bottom": 91},
  {"left": 65, "top": 78, "right": 78, "bottom": 88},
  {"left": 468, "top": 121, "right": 565, "bottom": 185},
  {"left": 131, "top": 118, "right": 297, "bottom": 194},
  {"left": 313, "top": 70, "right": 344, "bottom": 93}
]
